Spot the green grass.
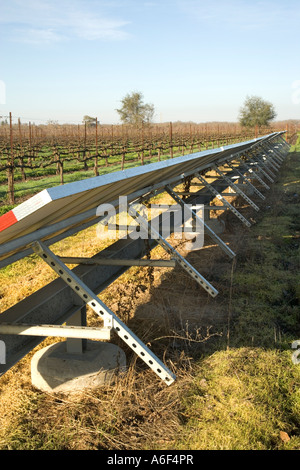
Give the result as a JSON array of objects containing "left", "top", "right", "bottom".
[
  {"left": 0, "top": 139, "right": 228, "bottom": 208},
  {"left": 170, "top": 140, "right": 300, "bottom": 450},
  {"left": 174, "top": 348, "right": 300, "bottom": 450},
  {"left": 0, "top": 149, "right": 177, "bottom": 209},
  {"left": 229, "top": 154, "right": 300, "bottom": 348}
]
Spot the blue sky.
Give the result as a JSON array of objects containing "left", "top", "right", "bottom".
[{"left": 0, "top": 0, "right": 299, "bottom": 124}]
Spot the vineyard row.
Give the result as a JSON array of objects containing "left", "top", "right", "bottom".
[{"left": 0, "top": 114, "right": 293, "bottom": 205}]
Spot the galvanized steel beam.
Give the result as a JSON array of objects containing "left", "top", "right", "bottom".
[
  {"left": 128, "top": 203, "right": 218, "bottom": 297},
  {"left": 31, "top": 241, "right": 176, "bottom": 386},
  {"left": 212, "top": 165, "right": 260, "bottom": 212},
  {"left": 164, "top": 185, "right": 235, "bottom": 259},
  {"left": 225, "top": 161, "right": 265, "bottom": 200},
  {"left": 196, "top": 173, "right": 252, "bottom": 228}
]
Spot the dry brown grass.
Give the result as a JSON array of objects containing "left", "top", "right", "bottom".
[{"left": 0, "top": 348, "right": 195, "bottom": 449}]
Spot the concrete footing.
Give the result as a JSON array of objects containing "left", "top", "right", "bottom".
[{"left": 31, "top": 340, "right": 126, "bottom": 393}]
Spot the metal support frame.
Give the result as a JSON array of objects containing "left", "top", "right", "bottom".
[
  {"left": 31, "top": 240, "right": 176, "bottom": 386},
  {"left": 66, "top": 294, "right": 87, "bottom": 354},
  {"left": 258, "top": 150, "right": 280, "bottom": 172},
  {"left": 269, "top": 153, "right": 282, "bottom": 167},
  {"left": 259, "top": 141, "right": 282, "bottom": 164},
  {"left": 263, "top": 142, "right": 285, "bottom": 164},
  {"left": 196, "top": 173, "right": 251, "bottom": 228},
  {"left": 274, "top": 139, "right": 288, "bottom": 157},
  {"left": 164, "top": 185, "right": 235, "bottom": 259},
  {"left": 279, "top": 139, "right": 291, "bottom": 154},
  {"left": 258, "top": 135, "right": 287, "bottom": 165},
  {"left": 0, "top": 323, "right": 111, "bottom": 341},
  {"left": 225, "top": 161, "right": 265, "bottom": 200},
  {"left": 0, "top": 132, "right": 290, "bottom": 383},
  {"left": 266, "top": 156, "right": 280, "bottom": 171},
  {"left": 268, "top": 152, "right": 281, "bottom": 166},
  {"left": 268, "top": 138, "right": 287, "bottom": 158},
  {"left": 258, "top": 138, "right": 288, "bottom": 169},
  {"left": 271, "top": 149, "right": 284, "bottom": 164},
  {"left": 127, "top": 203, "right": 218, "bottom": 297},
  {"left": 107, "top": 223, "right": 221, "bottom": 233},
  {"left": 246, "top": 154, "right": 275, "bottom": 182},
  {"left": 266, "top": 148, "right": 282, "bottom": 166},
  {"left": 175, "top": 191, "right": 237, "bottom": 197},
  {"left": 58, "top": 257, "right": 176, "bottom": 268},
  {"left": 260, "top": 151, "right": 280, "bottom": 173},
  {"left": 212, "top": 165, "right": 260, "bottom": 212},
  {"left": 276, "top": 141, "right": 289, "bottom": 154},
  {"left": 236, "top": 157, "right": 270, "bottom": 190},
  {"left": 204, "top": 206, "right": 227, "bottom": 210}
]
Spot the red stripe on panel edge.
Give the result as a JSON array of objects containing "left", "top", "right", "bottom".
[{"left": 0, "top": 210, "right": 18, "bottom": 232}]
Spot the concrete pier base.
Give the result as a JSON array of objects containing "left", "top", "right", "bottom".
[{"left": 31, "top": 340, "right": 126, "bottom": 393}]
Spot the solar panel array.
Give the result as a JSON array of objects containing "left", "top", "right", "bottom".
[
  {"left": 0, "top": 131, "right": 289, "bottom": 385},
  {"left": 0, "top": 132, "right": 283, "bottom": 267}
]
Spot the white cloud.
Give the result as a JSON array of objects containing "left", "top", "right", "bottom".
[
  {"left": 177, "top": 0, "right": 300, "bottom": 31},
  {"left": 1, "top": 0, "right": 130, "bottom": 44},
  {"left": 14, "top": 28, "right": 64, "bottom": 45},
  {"left": 66, "top": 12, "right": 129, "bottom": 41}
]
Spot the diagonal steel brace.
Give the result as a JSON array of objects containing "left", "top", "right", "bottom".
[
  {"left": 236, "top": 157, "right": 270, "bottom": 190},
  {"left": 263, "top": 141, "right": 285, "bottom": 164},
  {"left": 127, "top": 203, "right": 218, "bottom": 297},
  {"left": 212, "top": 165, "right": 260, "bottom": 212},
  {"left": 247, "top": 154, "right": 275, "bottom": 182},
  {"left": 225, "top": 161, "right": 265, "bottom": 200},
  {"left": 31, "top": 241, "right": 176, "bottom": 386},
  {"left": 196, "top": 173, "right": 251, "bottom": 228},
  {"left": 258, "top": 148, "right": 280, "bottom": 172},
  {"left": 164, "top": 185, "right": 235, "bottom": 259}
]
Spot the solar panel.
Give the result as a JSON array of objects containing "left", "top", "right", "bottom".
[{"left": 0, "top": 133, "right": 280, "bottom": 267}]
